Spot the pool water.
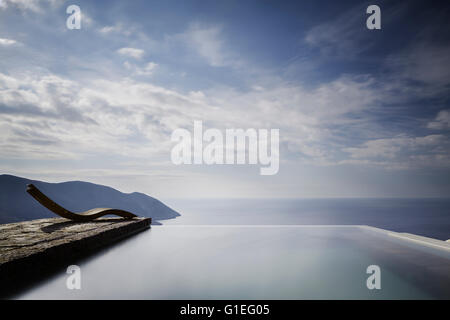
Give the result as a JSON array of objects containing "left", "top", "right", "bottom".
[{"left": 15, "top": 225, "right": 450, "bottom": 299}]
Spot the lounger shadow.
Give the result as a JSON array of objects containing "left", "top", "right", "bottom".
[{"left": 26, "top": 184, "right": 138, "bottom": 222}]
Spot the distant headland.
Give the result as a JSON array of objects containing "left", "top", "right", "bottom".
[{"left": 0, "top": 174, "right": 180, "bottom": 224}]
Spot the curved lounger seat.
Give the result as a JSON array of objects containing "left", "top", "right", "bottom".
[{"left": 26, "top": 184, "right": 137, "bottom": 222}]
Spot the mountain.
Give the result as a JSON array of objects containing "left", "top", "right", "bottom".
[{"left": 0, "top": 174, "right": 180, "bottom": 224}]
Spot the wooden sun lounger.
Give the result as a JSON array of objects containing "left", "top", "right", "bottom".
[{"left": 26, "top": 184, "right": 138, "bottom": 222}]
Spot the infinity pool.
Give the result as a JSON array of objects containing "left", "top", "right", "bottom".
[{"left": 14, "top": 225, "right": 450, "bottom": 299}]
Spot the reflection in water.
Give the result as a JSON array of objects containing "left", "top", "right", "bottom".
[{"left": 15, "top": 226, "right": 450, "bottom": 299}]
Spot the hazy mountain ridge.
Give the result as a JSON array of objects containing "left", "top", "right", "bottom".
[{"left": 0, "top": 174, "right": 180, "bottom": 224}]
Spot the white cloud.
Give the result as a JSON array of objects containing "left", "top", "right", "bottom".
[
  {"left": 428, "top": 110, "right": 450, "bottom": 130},
  {"left": 0, "top": 64, "right": 448, "bottom": 177},
  {"left": 144, "top": 62, "right": 158, "bottom": 72},
  {"left": 0, "top": 38, "right": 20, "bottom": 46},
  {"left": 99, "top": 24, "right": 133, "bottom": 36},
  {"left": 80, "top": 11, "right": 94, "bottom": 27},
  {"left": 304, "top": 3, "right": 406, "bottom": 59},
  {"left": 99, "top": 26, "right": 115, "bottom": 33},
  {"left": 101, "top": 22, "right": 239, "bottom": 68},
  {"left": 0, "top": 71, "right": 204, "bottom": 162},
  {"left": 0, "top": 0, "right": 61, "bottom": 13},
  {"left": 124, "top": 61, "right": 158, "bottom": 75},
  {"left": 0, "top": 70, "right": 379, "bottom": 165},
  {"left": 343, "top": 135, "right": 450, "bottom": 169},
  {"left": 386, "top": 43, "right": 450, "bottom": 89},
  {"left": 305, "top": 6, "right": 365, "bottom": 57},
  {"left": 176, "top": 23, "right": 235, "bottom": 67},
  {"left": 117, "top": 47, "right": 145, "bottom": 59}
]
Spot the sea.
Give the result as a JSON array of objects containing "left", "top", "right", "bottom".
[
  {"left": 162, "top": 198, "right": 450, "bottom": 240},
  {"left": 13, "top": 198, "right": 450, "bottom": 300}
]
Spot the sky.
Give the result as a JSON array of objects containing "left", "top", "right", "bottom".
[{"left": 0, "top": 0, "right": 449, "bottom": 199}]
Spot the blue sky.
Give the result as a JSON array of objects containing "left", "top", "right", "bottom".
[{"left": 0, "top": 0, "right": 449, "bottom": 198}]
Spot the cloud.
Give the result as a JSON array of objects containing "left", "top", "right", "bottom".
[
  {"left": 0, "top": 7, "right": 449, "bottom": 178},
  {"left": 304, "top": 5, "right": 368, "bottom": 58},
  {"left": 304, "top": 2, "right": 405, "bottom": 59},
  {"left": 0, "top": 38, "right": 20, "bottom": 46},
  {"left": 5, "top": 66, "right": 442, "bottom": 171},
  {"left": 80, "top": 10, "right": 94, "bottom": 28},
  {"left": 99, "top": 24, "right": 133, "bottom": 36},
  {"left": 176, "top": 23, "right": 236, "bottom": 67},
  {"left": 116, "top": 47, "right": 145, "bottom": 59},
  {"left": 99, "top": 26, "right": 116, "bottom": 33},
  {"left": 0, "top": 69, "right": 376, "bottom": 164},
  {"left": 0, "top": 70, "right": 203, "bottom": 162},
  {"left": 1, "top": 57, "right": 449, "bottom": 199},
  {"left": 99, "top": 22, "right": 240, "bottom": 69},
  {"left": 123, "top": 61, "right": 158, "bottom": 75},
  {"left": 386, "top": 43, "right": 450, "bottom": 89},
  {"left": 343, "top": 135, "right": 450, "bottom": 169},
  {"left": 0, "top": 0, "right": 61, "bottom": 13},
  {"left": 0, "top": 73, "right": 94, "bottom": 122},
  {"left": 428, "top": 110, "right": 450, "bottom": 130}
]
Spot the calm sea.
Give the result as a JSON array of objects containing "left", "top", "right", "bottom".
[
  {"left": 14, "top": 198, "right": 450, "bottom": 299},
  {"left": 162, "top": 198, "right": 450, "bottom": 240}
]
